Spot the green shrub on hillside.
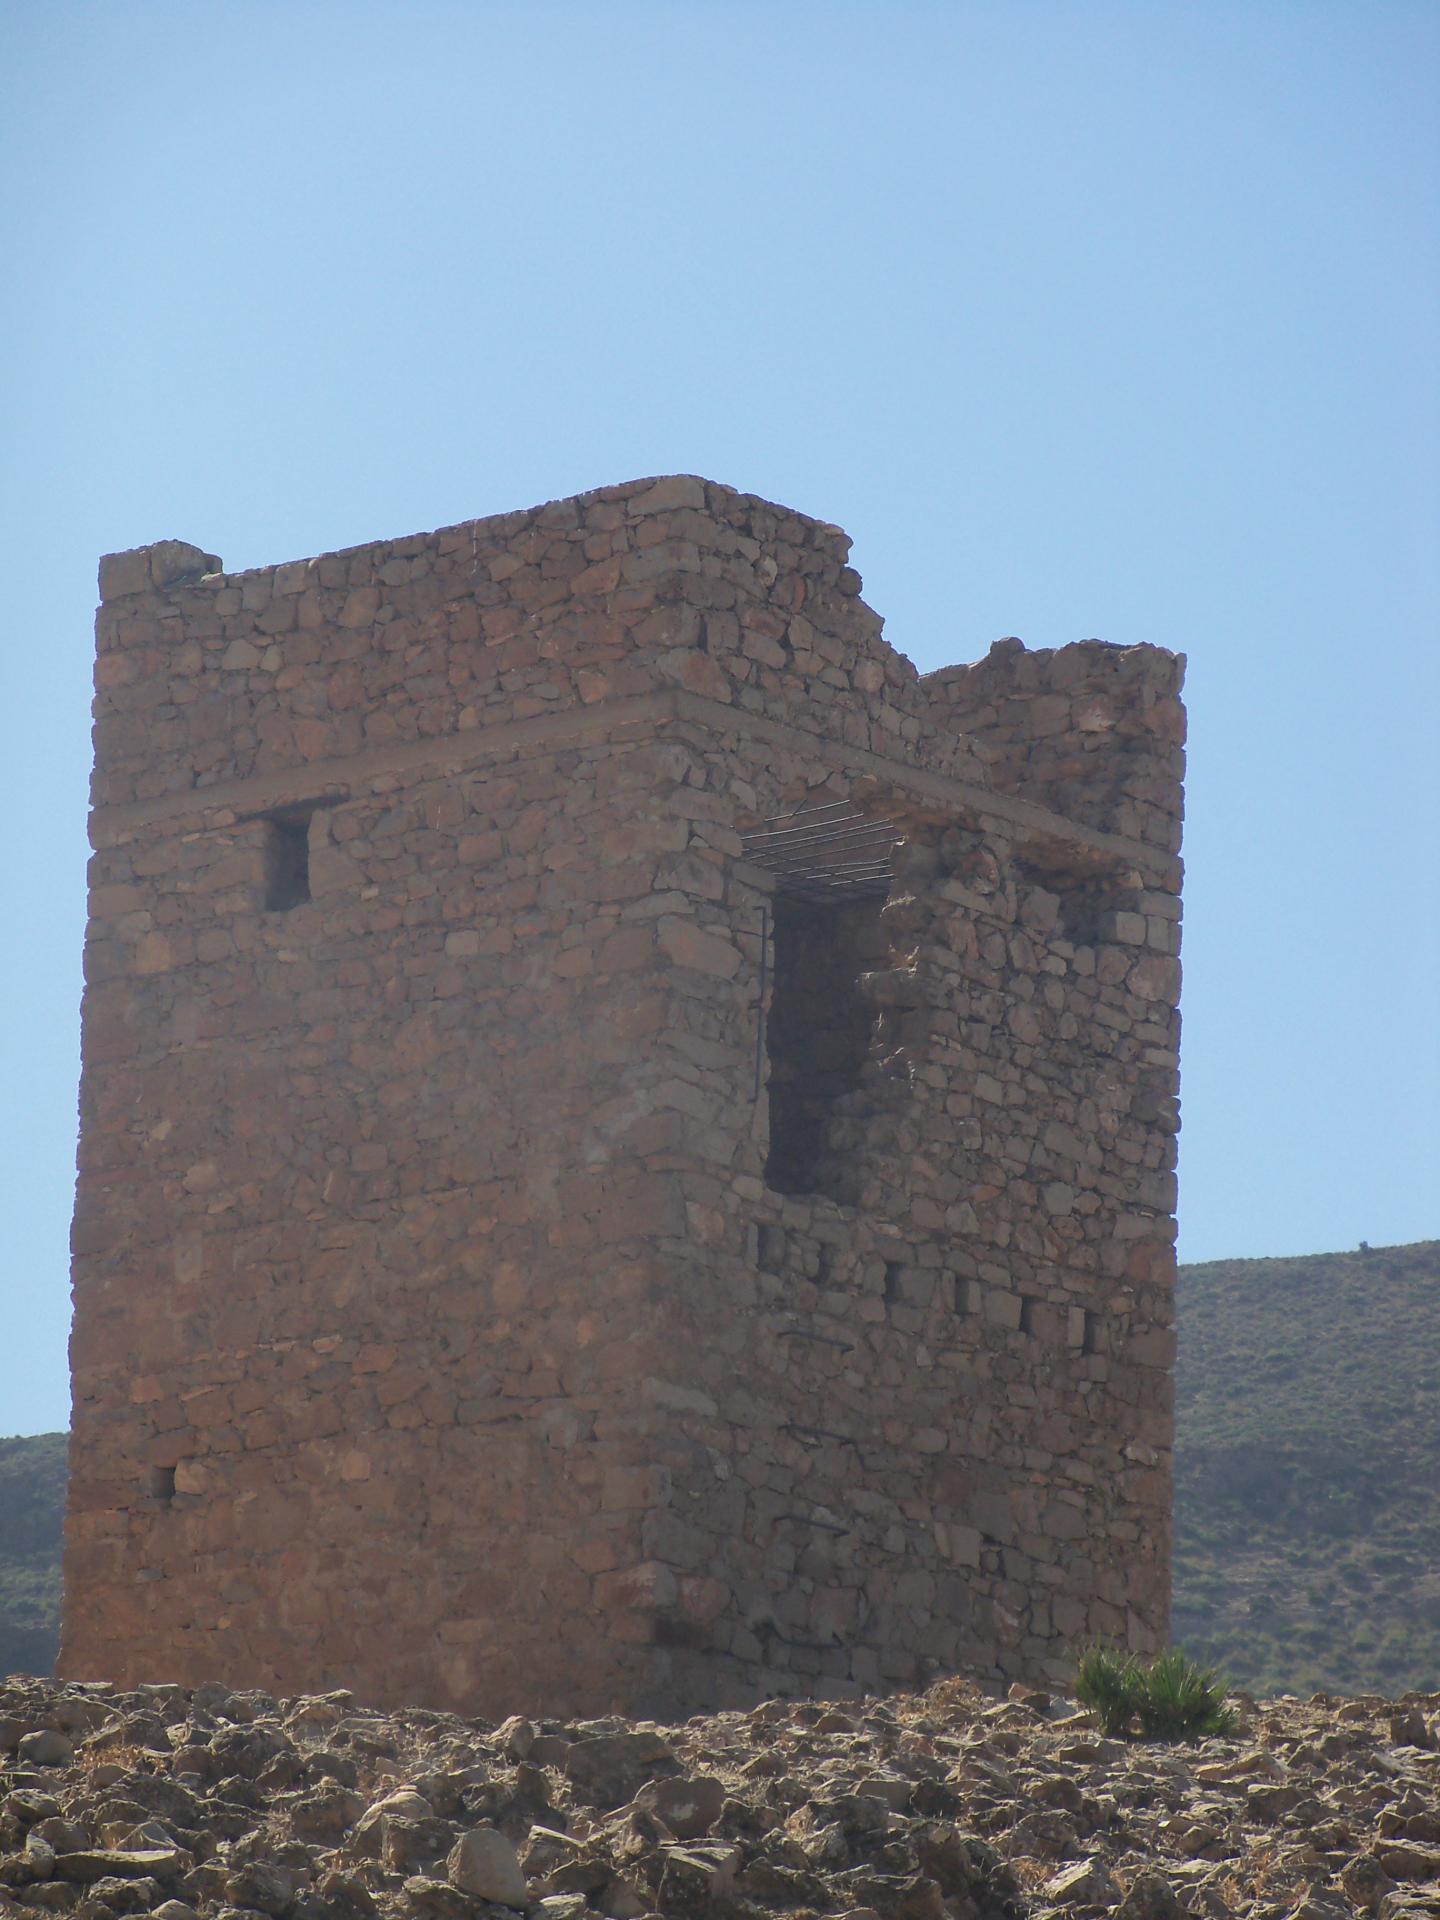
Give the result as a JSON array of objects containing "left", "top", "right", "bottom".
[{"left": 1076, "top": 1645, "right": 1237, "bottom": 1740}]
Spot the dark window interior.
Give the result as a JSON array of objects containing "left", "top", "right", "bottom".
[
  {"left": 263, "top": 813, "right": 312, "bottom": 911},
  {"left": 765, "top": 893, "right": 884, "bottom": 1195}
]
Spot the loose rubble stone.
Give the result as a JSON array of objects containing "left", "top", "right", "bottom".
[
  {"left": 1341, "top": 1855, "right": 1399, "bottom": 1912},
  {"left": 658, "top": 1842, "right": 741, "bottom": 1912},
  {"left": 632, "top": 1779, "right": 725, "bottom": 1841},
  {"left": 401, "top": 1876, "right": 470, "bottom": 1920},
  {"left": 54, "top": 1850, "right": 187, "bottom": 1887},
  {"left": 535, "top": 1897, "right": 589, "bottom": 1920},
  {"left": 6, "top": 1676, "right": 1435, "bottom": 1920},
  {"left": 564, "top": 1738, "right": 676, "bottom": 1810},
  {"left": 446, "top": 1829, "right": 528, "bottom": 1907},
  {"left": 1115, "top": 1873, "right": 1186, "bottom": 1920},
  {"left": 222, "top": 1862, "right": 293, "bottom": 1915},
  {"left": 1047, "top": 1860, "right": 1121, "bottom": 1909}
]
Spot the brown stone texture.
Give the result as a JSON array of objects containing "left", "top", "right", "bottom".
[
  {"left": 5, "top": 1674, "right": 1438, "bottom": 1920},
  {"left": 62, "top": 475, "right": 1186, "bottom": 1719}
]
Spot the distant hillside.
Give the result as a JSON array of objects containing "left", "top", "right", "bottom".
[
  {"left": 3, "top": 1244, "right": 1437, "bottom": 1694},
  {"left": 0, "top": 1430, "right": 65, "bottom": 1678},
  {"left": 1174, "top": 1238, "right": 1439, "bottom": 1695}
]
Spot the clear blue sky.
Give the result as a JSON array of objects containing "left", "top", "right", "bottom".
[{"left": 3, "top": 1, "right": 1437, "bottom": 1438}]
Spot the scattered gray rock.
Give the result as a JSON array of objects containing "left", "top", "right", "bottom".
[
  {"left": 633, "top": 1777, "right": 725, "bottom": 1841},
  {"left": 658, "top": 1842, "right": 741, "bottom": 1912},
  {"left": 446, "top": 1827, "right": 528, "bottom": 1907},
  {"left": 1341, "top": 1854, "right": 1399, "bottom": 1913},
  {"left": 54, "top": 1848, "right": 188, "bottom": 1888},
  {"left": 223, "top": 1860, "right": 294, "bottom": 1916},
  {"left": 564, "top": 1734, "right": 676, "bottom": 1809},
  {"left": 535, "top": 1898, "right": 589, "bottom": 1920},
  {"left": 1117, "top": 1871, "right": 1188, "bottom": 1920},
  {"left": 401, "top": 1874, "right": 471, "bottom": 1920},
  {"left": 16, "top": 1734, "right": 72, "bottom": 1770},
  {"left": 1048, "top": 1858, "right": 1122, "bottom": 1908},
  {"left": 0, "top": 1674, "right": 1435, "bottom": 1920}
]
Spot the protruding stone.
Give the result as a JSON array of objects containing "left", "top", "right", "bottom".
[
  {"left": 1047, "top": 1859, "right": 1121, "bottom": 1908},
  {"left": 1116, "top": 1873, "right": 1186, "bottom": 1920},
  {"left": 447, "top": 1827, "right": 529, "bottom": 1908},
  {"left": 634, "top": 1774, "right": 726, "bottom": 1839},
  {"left": 98, "top": 541, "right": 221, "bottom": 601}
]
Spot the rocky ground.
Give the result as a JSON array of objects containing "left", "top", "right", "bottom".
[{"left": 2, "top": 1678, "right": 1436, "bottom": 1920}]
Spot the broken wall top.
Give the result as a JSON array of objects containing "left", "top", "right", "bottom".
[{"left": 93, "top": 474, "right": 1184, "bottom": 865}]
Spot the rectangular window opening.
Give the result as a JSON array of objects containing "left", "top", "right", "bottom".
[
  {"left": 147, "top": 1464, "right": 177, "bottom": 1504},
  {"left": 1082, "top": 1309, "right": 1100, "bottom": 1355},
  {"left": 1019, "top": 1295, "right": 1038, "bottom": 1336},
  {"left": 764, "top": 892, "right": 885, "bottom": 1196},
  {"left": 263, "top": 811, "right": 313, "bottom": 912},
  {"left": 756, "top": 1224, "right": 788, "bottom": 1274}
]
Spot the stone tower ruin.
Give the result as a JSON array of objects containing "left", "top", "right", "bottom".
[{"left": 62, "top": 477, "right": 1185, "bottom": 1717}]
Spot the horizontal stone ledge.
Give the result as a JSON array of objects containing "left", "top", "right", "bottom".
[
  {"left": 667, "top": 691, "right": 1179, "bottom": 886},
  {"left": 88, "top": 685, "right": 1179, "bottom": 885},
  {"left": 86, "top": 692, "right": 679, "bottom": 845}
]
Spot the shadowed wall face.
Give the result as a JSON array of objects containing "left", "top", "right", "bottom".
[
  {"left": 764, "top": 896, "right": 884, "bottom": 1197},
  {"left": 64, "top": 477, "right": 1185, "bottom": 1715}
]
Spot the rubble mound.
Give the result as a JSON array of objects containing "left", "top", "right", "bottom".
[{"left": 2, "top": 1677, "right": 1436, "bottom": 1920}]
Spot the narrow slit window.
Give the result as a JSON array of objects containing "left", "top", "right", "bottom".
[{"left": 263, "top": 812, "right": 312, "bottom": 911}]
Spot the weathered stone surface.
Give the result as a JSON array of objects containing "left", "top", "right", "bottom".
[
  {"left": 223, "top": 1859, "right": 293, "bottom": 1913},
  {"left": 658, "top": 1842, "right": 741, "bottom": 1912},
  {"left": 1115, "top": 1872, "right": 1186, "bottom": 1920},
  {"left": 1047, "top": 1859, "right": 1121, "bottom": 1908},
  {"left": 564, "top": 1735, "right": 676, "bottom": 1809},
  {"left": 53, "top": 1848, "right": 186, "bottom": 1887},
  {"left": 446, "top": 1828, "right": 527, "bottom": 1906},
  {"left": 633, "top": 1777, "right": 725, "bottom": 1840},
  {"left": 63, "top": 478, "right": 1185, "bottom": 1718},
  {"left": 3, "top": 1672, "right": 1432, "bottom": 1920}
]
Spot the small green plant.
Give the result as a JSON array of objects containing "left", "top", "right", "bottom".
[
  {"left": 1075, "top": 1645, "right": 1237, "bottom": 1740},
  {"left": 1073, "top": 1643, "right": 1137, "bottom": 1735}
]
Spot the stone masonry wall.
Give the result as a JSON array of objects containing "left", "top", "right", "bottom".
[
  {"left": 926, "top": 636, "right": 1187, "bottom": 855},
  {"left": 566, "top": 716, "right": 1181, "bottom": 1709},
  {"left": 64, "top": 477, "right": 1185, "bottom": 1718}
]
